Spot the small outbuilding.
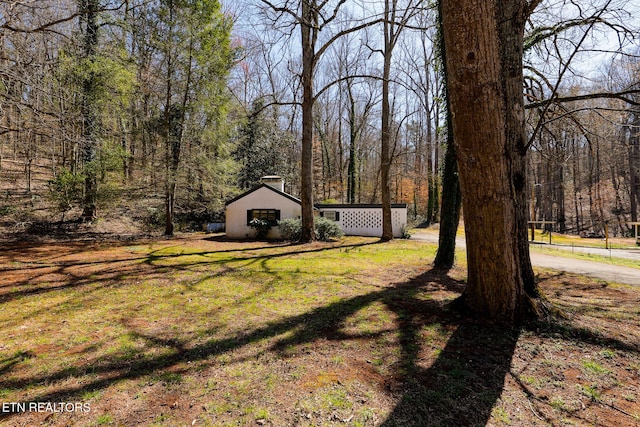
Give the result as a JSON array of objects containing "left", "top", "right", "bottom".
[{"left": 225, "top": 176, "right": 301, "bottom": 239}]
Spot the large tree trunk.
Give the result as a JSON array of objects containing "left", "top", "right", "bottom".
[
  {"left": 299, "top": 0, "right": 316, "bottom": 243},
  {"left": 441, "top": 0, "right": 541, "bottom": 321},
  {"left": 80, "top": 0, "right": 99, "bottom": 221},
  {"left": 380, "top": 0, "right": 395, "bottom": 242},
  {"left": 433, "top": 1, "right": 461, "bottom": 270}
]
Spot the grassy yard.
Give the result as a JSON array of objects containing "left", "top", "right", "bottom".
[
  {"left": 529, "top": 227, "right": 639, "bottom": 250},
  {"left": 0, "top": 234, "right": 639, "bottom": 426},
  {"left": 529, "top": 243, "right": 640, "bottom": 270}
]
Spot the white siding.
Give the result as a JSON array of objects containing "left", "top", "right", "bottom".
[
  {"left": 318, "top": 206, "right": 407, "bottom": 238},
  {"left": 225, "top": 187, "right": 301, "bottom": 239}
]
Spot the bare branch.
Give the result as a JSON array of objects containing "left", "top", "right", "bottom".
[
  {"left": 314, "top": 18, "right": 384, "bottom": 67},
  {"left": 313, "top": 73, "right": 381, "bottom": 102},
  {"left": 525, "top": 16, "right": 628, "bottom": 52},
  {"left": 526, "top": 89, "right": 640, "bottom": 109},
  {"left": 1, "top": 1, "right": 128, "bottom": 33},
  {"left": 259, "top": 0, "right": 303, "bottom": 25},
  {"left": 526, "top": 0, "right": 615, "bottom": 148}
]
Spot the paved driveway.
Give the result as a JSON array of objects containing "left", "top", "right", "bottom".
[
  {"left": 411, "top": 229, "right": 640, "bottom": 286},
  {"left": 529, "top": 252, "right": 640, "bottom": 285}
]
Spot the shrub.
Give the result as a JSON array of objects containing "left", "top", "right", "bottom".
[
  {"left": 315, "top": 216, "right": 344, "bottom": 241},
  {"left": 401, "top": 225, "right": 412, "bottom": 239},
  {"left": 48, "top": 167, "right": 84, "bottom": 221},
  {"left": 279, "top": 218, "right": 302, "bottom": 241},
  {"left": 278, "top": 217, "right": 343, "bottom": 241},
  {"left": 248, "top": 218, "right": 272, "bottom": 239}
]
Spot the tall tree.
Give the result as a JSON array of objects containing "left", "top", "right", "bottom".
[
  {"left": 397, "top": 6, "right": 441, "bottom": 224},
  {"left": 325, "top": 33, "right": 377, "bottom": 204},
  {"left": 379, "top": 0, "right": 396, "bottom": 241},
  {"left": 433, "top": 0, "right": 461, "bottom": 270},
  {"left": 259, "top": 0, "right": 381, "bottom": 242},
  {"left": 153, "top": 0, "right": 234, "bottom": 235},
  {"left": 380, "top": 0, "right": 424, "bottom": 240},
  {"left": 441, "top": 0, "right": 543, "bottom": 321},
  {"left": 299, "top": 0, "right": 320, "bottom": 241},
  {"left": 78, "top": 0, "right": 100, "bottom": 220},
  {"left": 235, "top": 99, "right": 293, "bottom": 189},
  {"left": 258, "top": 0, "right": 325, "bottom": 241}
]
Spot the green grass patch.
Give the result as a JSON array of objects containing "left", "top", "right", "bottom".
[
  {"left": 2, "top": 234, "right": 639, "bottom": 426},
  {"left": 578, "top": 384, "right": 602, "bottom": 401},
  {"left": 94, "top": 413, "right": 114, "bottom": 425},
  {"left": 529, "top": 229, "right": 637, "bottom": 249},
  {"left": 1, "top": 236, "right": 440, "bottom": 423},
  {"left": 581, "top": 360, "right": 609, "bottom": 375},
  {"left": 599, "top": 349, "right": 616, "bottom": 359}
]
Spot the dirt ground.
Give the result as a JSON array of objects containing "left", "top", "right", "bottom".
[{"left": 1, "top": 233, "right": 639, "bottom": 426}]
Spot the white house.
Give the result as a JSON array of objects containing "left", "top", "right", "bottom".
[
  {"left": 225, "top": 176, "right": 301, "bottom": 239},
  {"left": 316, "top": 204, "right": 408, "bottom": 238},
  {"left": 225, "top": 176, "right": 408, "bottom": 240}
]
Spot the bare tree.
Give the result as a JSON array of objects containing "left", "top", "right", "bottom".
[
  {"left": 522, "top": 1, "right": 640, "bottom": 237},
  {"left": 259, "top": 0, "right": 383, "bottom": 241}
]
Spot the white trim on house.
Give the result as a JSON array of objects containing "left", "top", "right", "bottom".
[{"left": 225, "top": 184, "right": 301, "bottom": 239}]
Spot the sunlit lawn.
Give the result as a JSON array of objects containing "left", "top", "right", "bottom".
[
  {"left": 1, "top": 234, "right": 638, "bottom": 427},
  {"left": 0, "top": 236, "right": 450, "bottom": 425}
]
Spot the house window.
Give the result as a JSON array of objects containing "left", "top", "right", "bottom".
[
  {"left": 247, "top": 209, "right": 280, "bottom": 225},
  {"left": 321, "top": 211, "right": 339, "bottom": 221}
]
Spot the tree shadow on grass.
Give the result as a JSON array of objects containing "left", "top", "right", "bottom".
[
  {"left": 381, "top": 316, "right": 520, "bottom": 426},
  {"left": 0, "top": 268, "right": 466, "bottom": 422},
  {"left": 0, "top": 238, "right": 377, "bottom": 305},
  {"left": 0, "top": 266, "right": 505, "bottom": 425},
  {"left": 0, "top": 351, "right": 34, "bottom": 377},
  {"left": 2, "top": 256, "right": 638, "bottom": 424}
]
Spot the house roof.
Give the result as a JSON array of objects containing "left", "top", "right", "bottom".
[{"left": 225, "top": 183, "right": 302, "bottom": 206}]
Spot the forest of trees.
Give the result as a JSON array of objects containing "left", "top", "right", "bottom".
[
  {"left": 1, "top": 0, "right": 237, "bottom": 234},
  {"left": 0, "top": 0, "right": 639, "bottom": 239}
]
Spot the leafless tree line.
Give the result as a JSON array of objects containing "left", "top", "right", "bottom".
[{"left": 0, "top": 0, "right": 638, "bottom": 239}]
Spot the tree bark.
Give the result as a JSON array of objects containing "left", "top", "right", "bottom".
[
  {"left": 380, "top": 0, "right": 395, "bottom": 242},
  {"left": 80, "top": 0, "right": 99, "bottom": 221},
  {"left": 441, "top": 0, "right": 541, "bottom": 321},
  {"left": 299, "top": 0, "right": 317, "bottom": 242},
  {"left": 347, "top": 81, "right": 358, "bottom": 204},
  {"left": 380, "top": 64, "right": 393, "bottom": 241},
  {"left": 434, "top": 112, "right": 461, "bottom": 270},
  {"left": 434, "top": 1, "right": 461, "bottom": 270}
]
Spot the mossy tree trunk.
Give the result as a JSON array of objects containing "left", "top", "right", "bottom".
[{"left": 80, "top": 0, "right": 99, "bottom": 221}]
